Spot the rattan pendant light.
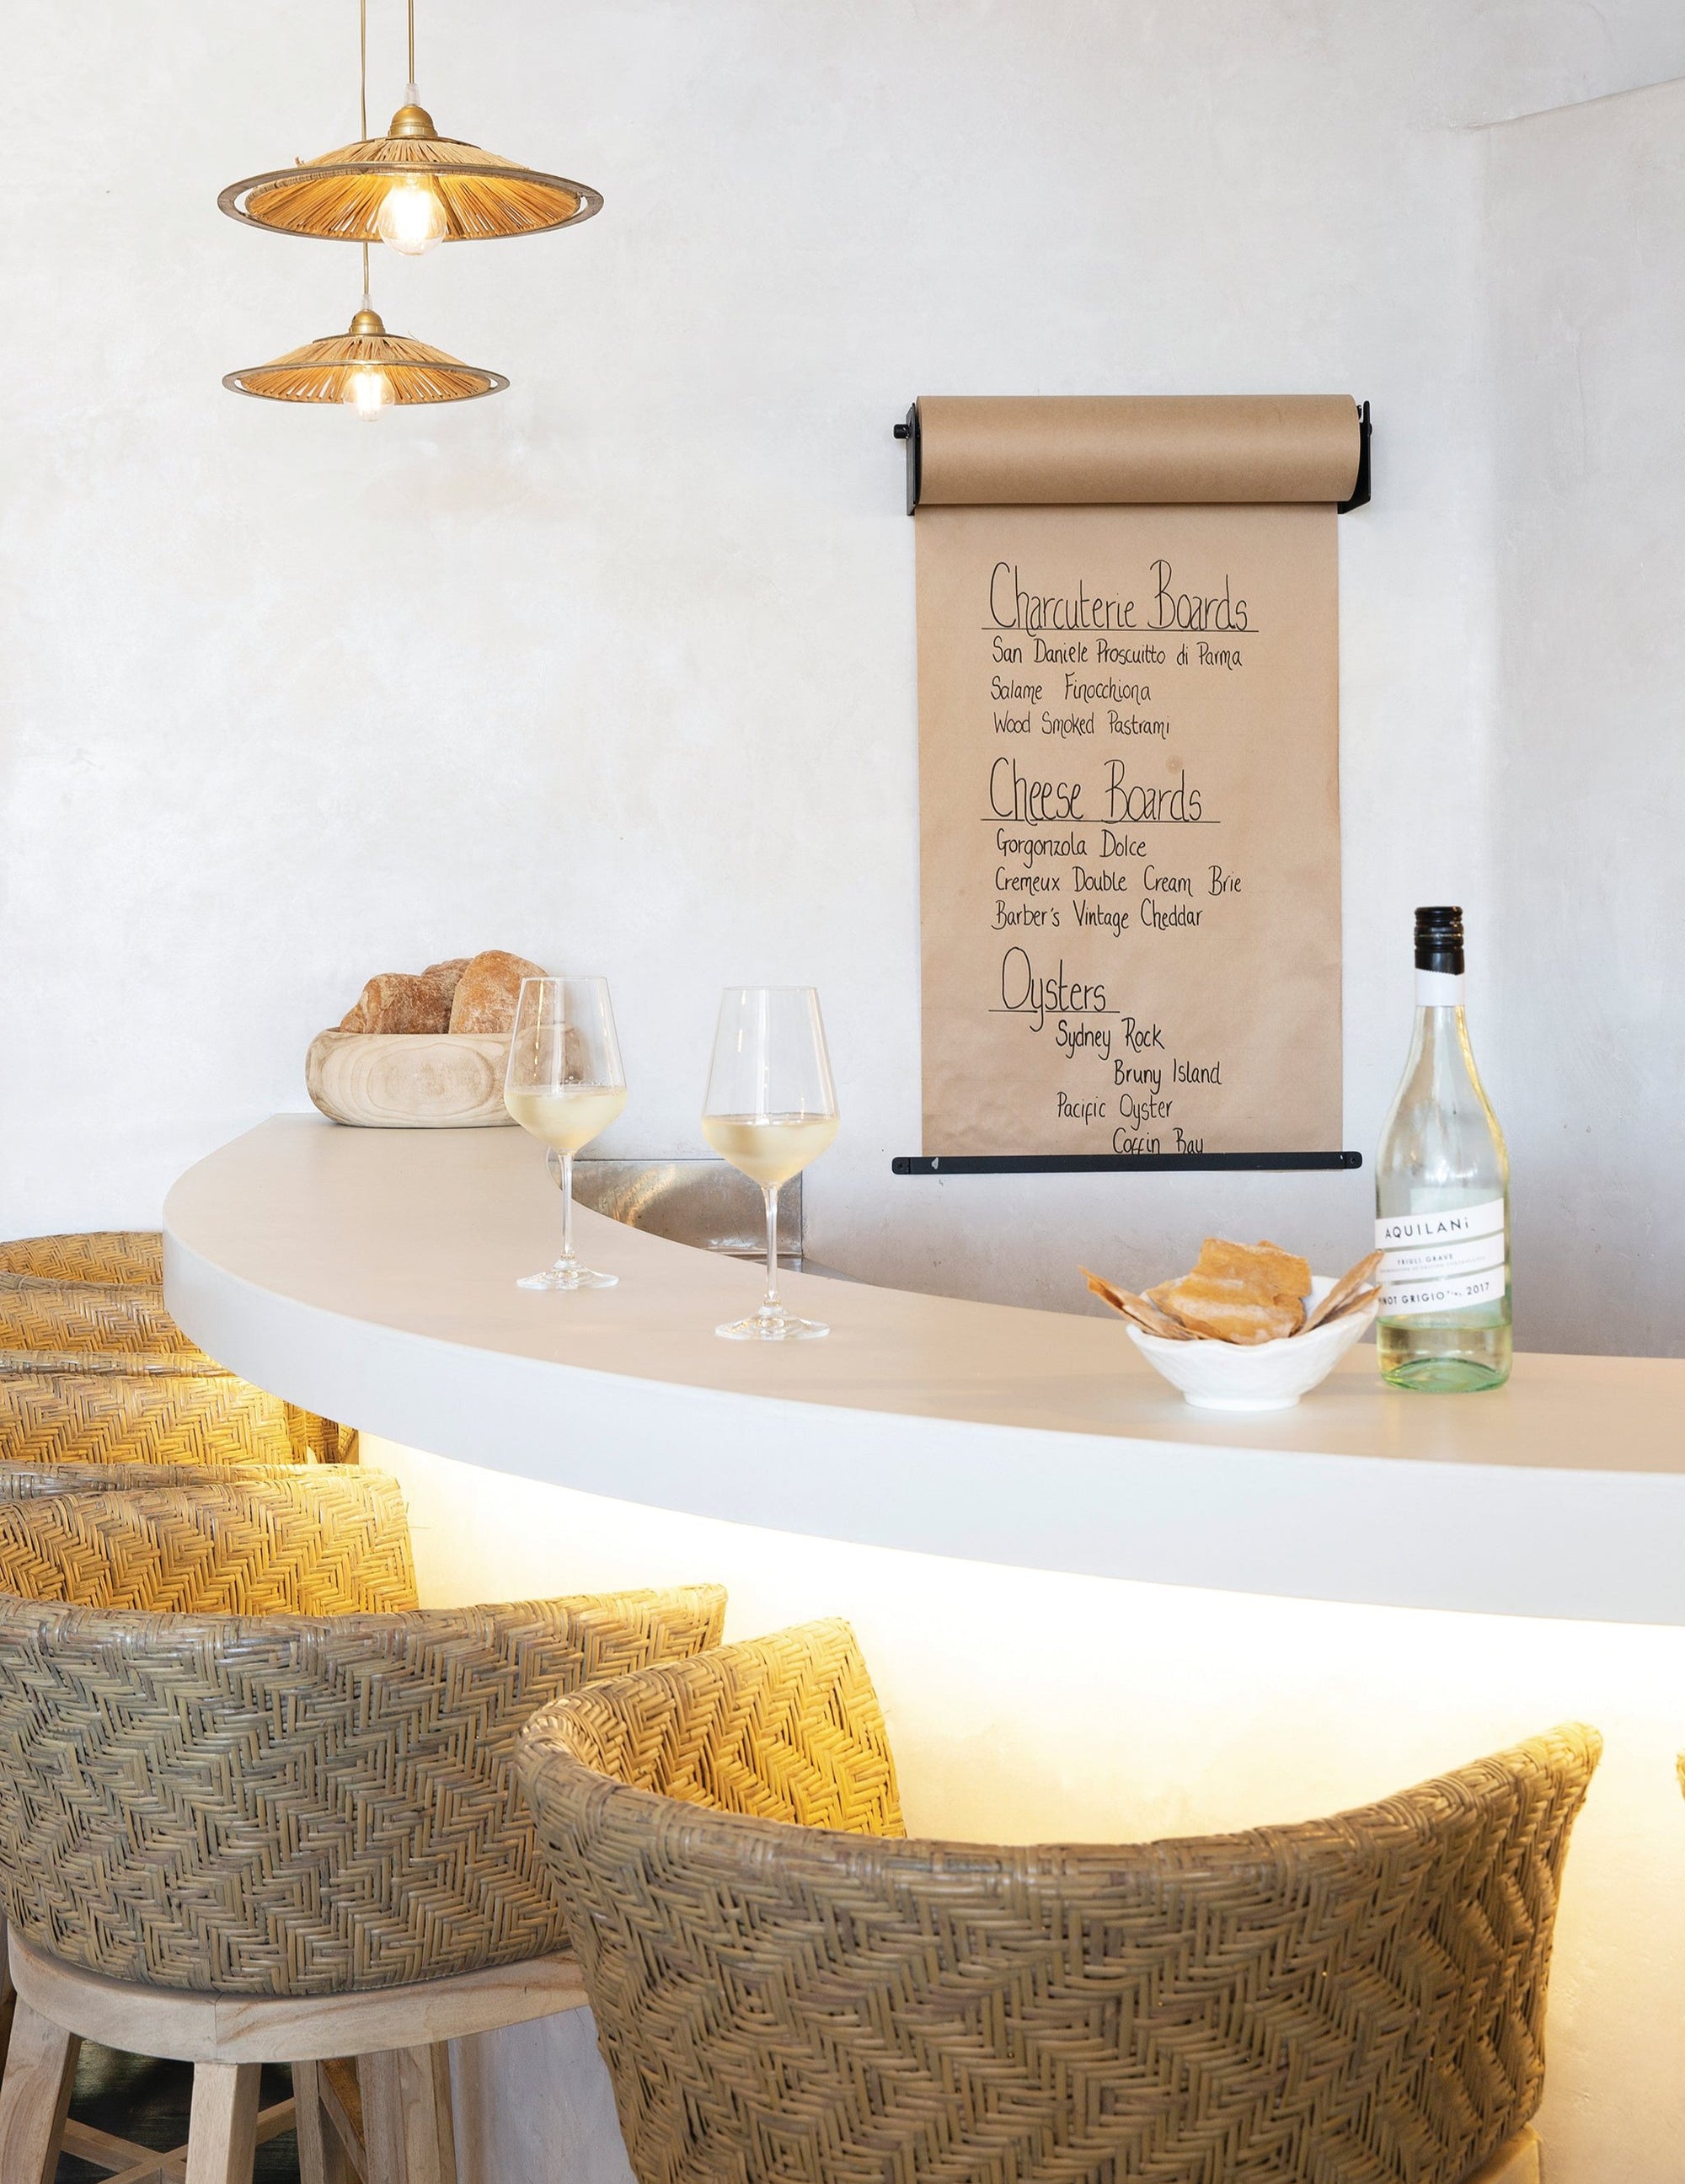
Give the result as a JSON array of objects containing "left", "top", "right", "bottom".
[
  {"left": 222, "top": 2, "right": 511, "bottom": 415},
  {"left": 222, "top": 251, "right": 507, "bottom": 415},
  {"left": 219, "top": 0, "right": 602, "bottom": 252}
]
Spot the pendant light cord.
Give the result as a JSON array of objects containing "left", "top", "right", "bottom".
[
  {"left": 408, "top": 0, "right": 417, "bottom": 89},
  {"left": 358, "top": 0, "right": 372, "bottom": 308}
]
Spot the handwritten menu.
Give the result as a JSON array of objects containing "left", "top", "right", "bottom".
[{"left": 915, "top": 500, "right": 1342, "bottom": 1156}]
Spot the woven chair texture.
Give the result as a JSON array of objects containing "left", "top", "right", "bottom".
[
  {"left": 542, "top": 1613, "right": 904, "bottom": 1835},
  {"left": 0, "top": 1231, "right": 163, "bottom": 1285},
  {"left": 0, "top": 1456, "right": 305, "bottom": 1502},
  {"left": 0, "top": 1227, "right": 354, "bottom": 1462},
  {"left": 519, "top": 1620, "right": 1601, "bottom": 2184},
  {"left": 0, "top": 1369, "right": 345, "bottom": 1466},
  {"left": 0, "top": 1277, "right": 216, "bottom": 1373},
  {"left": 0, "top": 1475, "right": 726, "bottom": 1994},
  {"left": 0, "top": 1474, "right": 417, "bottom": 1615}
]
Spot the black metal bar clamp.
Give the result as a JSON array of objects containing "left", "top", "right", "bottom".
[{"left": 892, "top": 1152, "right": 1364, "bottom": 1177}]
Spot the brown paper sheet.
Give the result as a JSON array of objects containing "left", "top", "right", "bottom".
[
  {"left": 916, "top": 405, "right": 1347, "bottom": 1158},
  {"left": 917, "top": 395, "right": 1361, "bottom": 508}
]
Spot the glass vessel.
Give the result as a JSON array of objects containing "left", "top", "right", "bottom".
[
  {"left": 702, "top": 987, "right": 838, "bottom": 1341},
  {"left": 504, "top": 976, "right": 627, "bottom": 1291},
  {"left": 1375, "top": 907, "right": 1511, "bottom": 1391}
]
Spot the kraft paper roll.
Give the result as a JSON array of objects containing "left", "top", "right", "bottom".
[
  {"left": 912, "top": 391, "right": 1351, "bottom": 1157},
  {"left": 916, "top": 394, "right": 1362, "bottom": 507}
]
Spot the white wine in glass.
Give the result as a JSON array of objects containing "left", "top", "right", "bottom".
[
  {"left": 505, "top": 976, "right": 628, "bottom": 1291},
  {"left": 702, "top": 986, "right": 838, "bottom": 1341}
]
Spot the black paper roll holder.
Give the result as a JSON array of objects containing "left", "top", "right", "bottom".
[{"left": 894, "top": 399, "right": 1372, "bottom": 517}]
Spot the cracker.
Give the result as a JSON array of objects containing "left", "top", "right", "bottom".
[
  {"left": 1082, "top": 1267, "right": 1196, "bottom": 1341},
  {"left": 1299, "top": 1250, "right": 1384, "bottom": 1334},
  {"left": 1194, "top": 1237, "right": 1312, "bottom": 1304},
  {"left": 1314, "top": 1282, "right": 1379, "bottom": 1330},
  {"left": 1146, "top": 1273, "right": 1303, "bottom": 1345}
]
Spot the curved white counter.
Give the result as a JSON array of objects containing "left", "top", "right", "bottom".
[
  {"left": 163, "top": 1116, "right": 1685, "bottom": 2184},
  {"left": 165, "top": 1115, "right": 1685, "bottom": 1626}
]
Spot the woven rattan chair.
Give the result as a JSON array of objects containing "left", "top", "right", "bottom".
[
  {"left": 518, "top": 1619, "right": 1600, "bottom": 2184},
  {"left": 0, "top": 1228, "right": 352, "bottom": 1462},
  {"left": 0, "top": 1232, "right": 163, "bottom": 1285},
  {"left": 0, "top": 1470, "right": 725, "bottom": 2181},
  {"left": 0, "top": 1469, "right": 417, "bottom": 1619},
  {"left": 0, "top": 1275, "right": 217, "bottom": 1373},
  {"left": 0, "top": 1459, "right": 304, "bottom": 2089},
  {"left": 0, "top": 1367, "right": 345, "bottom": 1466},
  {"left": 0, "top": 1453, "right": 286, "bottom": 1502},
  {"left": 0, "top": 1465, "right": 412, "bottom": 2179}
]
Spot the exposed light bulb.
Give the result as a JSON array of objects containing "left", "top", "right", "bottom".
[
  {"left": 341, "top": 366, "right": 392, "bottom": 421},
  {"left": 377, "top": 176, "right": 448, "bottom": 256}
]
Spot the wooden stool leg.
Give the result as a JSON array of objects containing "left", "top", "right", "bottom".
[
  {"left": 420, "top": 2042, "right": 458, "bottom": 2184},
  {"left": 1464, "top": 2129, "right": 1541, "bottom": 2184},
  {"left": 185, "top": 2059, "right": 263, "bottom": 2184},
  {"left": 294, "top": 2058, "right": 355, "bottom": 2184},
  {"left": 0, "top": 1995, "right": 79, "bottom": 2184},
  {"left": 360, "top": 2044, "right": 457, "bottom": 2184}
]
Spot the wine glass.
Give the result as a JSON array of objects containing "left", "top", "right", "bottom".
[
  {"left": 702, "top": 986, "right": 838, "bottom": 1341},
  {"left": 504, "top": 977, "right": 627, "bottom": 1291}
]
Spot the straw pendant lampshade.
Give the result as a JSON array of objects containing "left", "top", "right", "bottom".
[
  {"left": 221, "top": 3, "right": 519, "bottom": 413},
  {"left": 218, "top": 0, "right": 601, "bottom": 254},
  {"left": 222, "top": 257, "right": 507, "bottom": 415}
]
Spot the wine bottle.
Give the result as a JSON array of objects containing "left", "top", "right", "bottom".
[{"left": 1374, "top": 906, "right": 1511, "bottom": 1391}]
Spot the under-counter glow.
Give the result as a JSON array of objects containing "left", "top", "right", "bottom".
[{"left": 369, "top": 1436, "right": 1685, "bottom": 2184}]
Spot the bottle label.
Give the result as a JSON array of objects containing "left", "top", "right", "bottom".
[
  {"left": 1415, "top": 969, "right": 1465, "bottom": 1004},
  {"left": 1376, "top": 1197, "right": 1507, "bottom": 1318},
  {"left": 1376, "top": 1200, "right": 1505, "bottom": 1250},
  {"left": 1381, "top": 1263, "right": 1508, "bottom": 1317},
  {"left": 1381, "top": 1230, "right": 1506, "bottom": 1281}
]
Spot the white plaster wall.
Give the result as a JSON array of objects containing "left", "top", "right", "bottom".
[
  {"left": 1482, "top": 76, "right": 1685, "bottom": 1356},
  {"left": 3, "top": 3, "right": 1684, "bottom": 1341}
]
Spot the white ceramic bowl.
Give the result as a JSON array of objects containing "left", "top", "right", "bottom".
[{"left": 1125, "top": 1275, "right": 1377, "bottom": 1411}]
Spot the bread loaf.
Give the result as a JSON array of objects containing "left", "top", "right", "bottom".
[
  {"left": 420, "top": 957, "right": 471, "bottom": 1020},
  {"left": 339, "top": 972, "right": 450, "bottom": 1036},
  {"left": 449, "top": 950, "right": 548, "bottom": 1035}
]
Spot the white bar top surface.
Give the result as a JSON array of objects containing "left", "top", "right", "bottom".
[{"left": 163, "top": 1117, "right": 1685, "bottom": 1625}]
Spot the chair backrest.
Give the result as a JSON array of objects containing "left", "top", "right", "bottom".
[
  {"left": 520, "top": 1621, "right": 1601, "bottom": 2184},
  {"left": 0, "top": 1232, "right": 163, "bottom": 1286},
  {"left": 542, "top": 1615, "right": 904, "bottom": 1833},
  {"left": 0, "top": 1473, "right": 418, "bottom": 1614},
  {"left": 0, "top": 1237, "right": 353, "bottom": 1459},
  {"left": 0, "top": 1363, "right": 350, "bottom": 1468},
  {"left": 0, "top": 1278, "right": 213, "bottom": 1374},
  {"left": 0, "top": 1456, "right": 299, "bottom": 1502},
  {"left": 0, "top": 1572, "right": 727, "bottom": 1995}
]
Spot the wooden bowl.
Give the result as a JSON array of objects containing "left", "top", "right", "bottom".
[{"left": 305, "top": 1031, "right": 514, "bottom": 1129}]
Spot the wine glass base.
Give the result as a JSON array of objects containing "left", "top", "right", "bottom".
[
  {"left": 517, "top": 1263, "right": 618, "bottom": 1292},
  {"left": 716, "top": 1307, "right": 828, "bottom": 1341}
]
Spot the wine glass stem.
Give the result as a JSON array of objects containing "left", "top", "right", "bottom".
[
  {"left": 560, "top": 1152, "right": 575, "bottom": 1266},
  {"left": 762, "top": 1184, "right": 780, "bottom": 1312}
]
